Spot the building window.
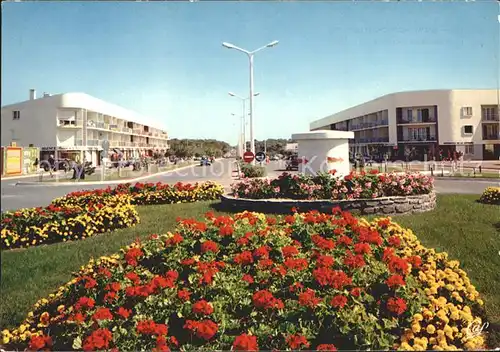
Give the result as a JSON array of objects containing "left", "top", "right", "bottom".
[
  {"left": 462, "top": 107, "right": 473, "bottom": 117},
  {"left": 463, "top": 125, "right": 473, "bottom": 134},
  {"left": 407, "top": 109, "right": 413, "bottom": 121},
  {"left": 12, "top": 111, "right": 20, "bottom": 120},
  {"left": 465, "top": 145, "right": 474, "bottom": 154}
]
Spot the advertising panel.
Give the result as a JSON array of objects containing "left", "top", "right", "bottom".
[
  {"left": 6, "top": 147, "right": 22, "bottom": 175},
  {"left": 23, "top": 147, "right": 40, "bottom": 174}
]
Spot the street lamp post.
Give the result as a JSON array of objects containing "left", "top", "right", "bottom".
[
  {"left": 222, "top": 40, "right": 279, "bottom": 163},
  {"left": 228, "top": 92, "right": 260, "bottom": 155},
  {"left": 231, "top": 113, "right": 242, "bottom": 158}
]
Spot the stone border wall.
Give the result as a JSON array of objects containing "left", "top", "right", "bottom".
[{"left": 220, "top": 192, "right": 437, "bottom": 216}]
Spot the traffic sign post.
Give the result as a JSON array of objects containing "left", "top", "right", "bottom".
[
  {"left": 243, "top": 151, "right": 255, "bottom": 163},
  {"left": 255, "top": 151, "right": 266, "bottom": 165}
]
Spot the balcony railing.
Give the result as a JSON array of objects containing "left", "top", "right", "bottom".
[
  {"left": 483, "top": 133, "right": 500, "bottom": 140},
  {"left": 349, "top": 120, "right": 389, "bottom": 131},
  {"left": 397, "top": 118, "right": 436, "bottom": 124},
  {"left": 482, "top": 114, "right": 499, "bottom": 122},
  {"left": 353, "top": 137, "right": 389, "bottom": 144},
  {"left": 398, "top": 135, "right": 437, "bottom": 142}
]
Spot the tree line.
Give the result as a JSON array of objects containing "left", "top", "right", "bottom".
[{"left": 166, "top": 138, "right": 297, "bottom": 158}]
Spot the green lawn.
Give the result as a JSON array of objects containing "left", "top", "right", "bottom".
[{"left": 1, "top": 195, "right": 499, "bottom": 345}]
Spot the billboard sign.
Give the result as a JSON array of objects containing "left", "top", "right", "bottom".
[{"left": 6, "top": 147, "right": 22, "bottom": 175}]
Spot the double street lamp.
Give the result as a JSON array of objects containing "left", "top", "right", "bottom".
[
  {"left": 222, "top": 40, "right": 279, "bottom": 162},
  {"left": 228, "top": 92, "right": 260, "bottom": 156}
]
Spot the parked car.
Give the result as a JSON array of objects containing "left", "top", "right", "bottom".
[
  {"left": 199, "top": 157, "right": 211, "bottom": 166},
  {"left": 285, "top": 155, "right": 299, "bottom": 171}
]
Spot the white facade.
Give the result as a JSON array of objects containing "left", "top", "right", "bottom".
[
  {"left": 1, "top": 90, "right": 170, "bottom": 165},
  {"left": 310, "top": 89, "right": 500, "bottom": 160}
]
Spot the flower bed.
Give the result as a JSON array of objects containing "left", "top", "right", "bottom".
[
  {"left": 52, "top": 181, "right": 224, "bottom": 207},
  {"left": 1, "top": 195, "right": 139, "bottom": 250},
  {"left": 1, "top": 209, "right": 486, "bottom": 351},
  {"left": 478, "top": 186, "right": 500, "bottom": 205},
  {"left": 231, "top": 171, "right": 434, "bottom": 200}
]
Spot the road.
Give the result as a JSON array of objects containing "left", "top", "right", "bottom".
[{"left": 1, "top": 159, "right": 498, "bottom": 211}]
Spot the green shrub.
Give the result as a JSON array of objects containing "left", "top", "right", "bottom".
[{"left": 239, "top": 162, "right": 266, "bottom": 178}]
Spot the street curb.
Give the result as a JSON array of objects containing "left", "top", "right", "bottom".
[
  {"left": 14, "top": 162, "right": 201, "bottom": 187},
  {"left": 1, "top": 171, "right": 66, "bottom": 181},
  {"left": 434, "top": 177, "right": 500, "bottom": 181}
]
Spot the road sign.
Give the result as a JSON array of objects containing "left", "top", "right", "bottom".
[
  {"left": 255, "top": 151, "right": 266, "bottom": 163},
  {"left": 243, "top": 151, "right": 255, "bottom": 163}
]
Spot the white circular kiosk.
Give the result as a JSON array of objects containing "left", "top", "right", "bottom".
[{"left": 291, "top": 130, "right": 354, "bottom": 177}]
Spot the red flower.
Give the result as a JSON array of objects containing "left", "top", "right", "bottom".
[
  {"left": 195, "top": 320, "right": 219, "bottom": 340},
  {"left": 298, "top": 289, "right": 322, "bottom": 308},
  {"left": 281, "top": 245, "right": 299, "bottom": 258},
  {"left": 337, "top": 235, "right": 353, "bottom": 246},
  {"left": 242, "top": 274, "right": 254, "bottom": 284},
  {"left": 125, "top": 272, "right": 141, "bottom": 283},
  {"left": 192, "top": 300, "right": 214, "bottom": 315},
  {"left": 219, "top": 225, "right": 234, "bottom": 237},
  {"left": 75, "top": 296, "right": 95, "bottom": 311},
  {"left": 289, "top": 282, "right": 304, "bottom": 293},
  {"left": 124, "top": 247, "right": 144, "bottom": 266},
  {"left": 377, "top": 218, "right": 391, "bottom": 228},
  {"left": 83, "top": 276, "right": 98, "bottom": 289},
  {"left": 253, "top": 246, "right": 270, "bottom": 259},
  {"left": 252, "top": 290, "right": 283, "bottom": 310},
  {"left": 181, "top": 258, "right": 195, "bottom": 266},
  {"left": 369, "top": 169, "right": 379, "bottom": 174},
  {"left": 284, "top": 215, "right": 296, "bottom": 224},
  {"left": 284, "top": 258, "right": 309, "bottom": 271},
  {"left": 177, "top": 289, "right": 191, "bottom": 301},
  {"left": 234, "top": 251, "right": 254, "bottom": 265},
  {"left": 386, "top": 274, "right": 406, "bottom": 288},
  {"left": 286, "top": 334, "right": 310, "bottom": 350},
  {"left": 351, "top": 287, "right": 361, "bottom": 297},
  {"left": 117, "top": 307, "right": 132, "bottom": 319},
  {"left": 354, "top": 243, "right": 372, "bottom": 255},
  {"left": 408, "top": 255, "right": 422, "bottom": 268},
  {"left": 136, "top": 320, "right": 167, "bottom": 336},
  {"left": 205, "top": 211, "right": 214, "bottom": 219},
  {"left": 92, "top": 307, "right": 113, "bottom": 321},
  {"left": 388, "top": 235, "right": 401, "bottom": 248},
  {"left": 315, "top": 255, "right": 335, "bottom": 268},
  {"left": 233, "top": 333, "right": 259, "bottom": 351},
  {"left": 82, "top": 328, "right": 113, "bottom": 351},
  {"left": 344, "top": 251, "right": 366, "bottom": 269},
  {"left": 387, "top": 297, "right": 407, "bottom": 315},
  {"left": 317, "top": 344, "right": 338, "bottom": 351},
  {"left": 388, "top": 256, "right": 409, "bottom": 274},
  {"left": 28, "top": 334, "right": 53, "bottom": 351},
  {"left": 201, "top": 240, "right": 219, "bottom": 254},
  {"left": 330, "top": 295, "right": 348, "bottom": 308},
  {"left": 311, "top": 234, "right": 336, "bottom": 251},
  {"left": 166, "top": 233, "right": 184, "bottom": 246}
]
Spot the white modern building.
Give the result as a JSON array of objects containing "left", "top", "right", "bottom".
[
  {"left": 1, "top": 90, "right": 169, "bottom": 165},
  {"left": 310, "top": 89, "right": 500, "bottom": 161}
]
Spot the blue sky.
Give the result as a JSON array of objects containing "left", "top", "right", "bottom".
[{"left": 2, "top": 1, "right": 499, "bottom": 144}]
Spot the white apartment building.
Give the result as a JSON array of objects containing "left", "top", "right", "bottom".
[
  {"left": 1, "top": 90, "right": 169, "bottom": 165},
  {"left": 310, "top": 89, "right": 500, "bottom": 161}
]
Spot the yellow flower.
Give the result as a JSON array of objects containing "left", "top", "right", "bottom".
[{"left": 427, "top": 324, "right": 436, "bottom": 334}]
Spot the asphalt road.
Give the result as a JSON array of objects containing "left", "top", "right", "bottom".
[{"left": 1, "top": 159, "right": 498, "bottom": 212}]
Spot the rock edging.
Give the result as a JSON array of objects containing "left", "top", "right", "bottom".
[{"left": 220, "top": 192, "right": 437, "bottom": 215}]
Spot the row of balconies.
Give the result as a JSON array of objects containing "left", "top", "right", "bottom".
[
  {"left": 59, "top": 122, "right": 168, "bottom": 139},
  {"left": 397, "top": 118, "right": 437, "bottom": 124},
  {"left": 353, "top": 137, "right": 390, "bottom": 144},
  {"left": 74, "top": 139, "right": 169, "bottom": 148},
  {"left": 398, "top": 135, "right": 437, "bottom": 142},
  {"left": 349, "top": 120, "right": 389, "bottom": 131}
]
